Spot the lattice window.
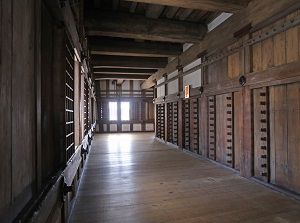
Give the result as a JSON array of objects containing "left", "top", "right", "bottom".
[
  {"left": 84, "top": 79, "right": 89, "bottom": 135},
  {"left": 131, "top": 102, "right": 141, "bottom": 120},
  {"left": 65, "top": 38, "right": 75, "bottom": 162}
]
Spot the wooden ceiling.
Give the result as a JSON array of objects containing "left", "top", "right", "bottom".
[{"left": 83, "top": 0, "right": 252, "bottom": 83}]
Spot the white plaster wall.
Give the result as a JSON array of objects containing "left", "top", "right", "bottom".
[
  {"left": 133, "top": 80, "right": 141, "bottom": 95},
  {"left": 183, "top": 58, "right": 202, "bottom": 88},
  {"left": 103, "top": 124, "right": 107, "bottom": 132},
  {"left": 208, "top": 13, "right": 233, "bottom": 32},
  {"left": 146, "top": 123, "right": 154, "bottom": 131},
  {"left": 133, "top": 124, "right": 142, "bottom": 131},
  {"left": 122, "top": 80, "right": 130, "bottom": 90},
  {"left": 168, "top": 80, "right": 178, "bottom": 95},
  {"left": 110, "top": 124, "right": 117, "bottom": 132},
  {"left": 122, "top": 124, "right": 130, "bottom": 132},
  {"left": 100, "top": 80, "right": 106, "bottom": 91}
]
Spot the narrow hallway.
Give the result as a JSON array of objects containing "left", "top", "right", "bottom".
[{"left": 70, "top": 133, "right": 300, "bottom": 223}]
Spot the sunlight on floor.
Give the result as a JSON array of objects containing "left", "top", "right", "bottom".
[{"left": 108, "top": 134, "right": 132, "bottom": 153}]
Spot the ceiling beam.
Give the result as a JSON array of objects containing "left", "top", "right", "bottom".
[
  {"left": 113, "top": 0, "right": 119, "bottom": 11},
  {"left": 123, "top": 0, "right": 251, "bottom": 13},
  {"left": 94, "top": 74, "right": 150, "bottom": 80},
  {"left": 85, "top": 10, "right": 207, "bottom": 43},
  {"left": 93, "top": 68, "right": 157, "bottom": 75},
  {"left": 90, "top": 55, "right": 168, "bottom": 69},
  {"left": 89, "top": 37, "right": 182, "bottom": 57}
]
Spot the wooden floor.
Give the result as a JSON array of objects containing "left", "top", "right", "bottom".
[{"left": 70, "top": 133, "right": 300, "bottom": 223}]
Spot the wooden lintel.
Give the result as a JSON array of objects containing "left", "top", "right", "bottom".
[
  {"left": 141, "top": 0, "right": 300, "bottom": 89},
  {"left": 89, "top": 37, "right": 182, "bottom": 57},
  {"left": 93, "top": 68, "right": 157, "bottom": 75},
  {"left": 85, "top": 10, "right": 207, "bottom": 43},
  {"left": 94, "top": 74, "right": 150, "bottom": 80},
  {"left": 90, "top": 55, "right": 167, "bottom": 69},
  {"left": 123, "top": 0, "right": 251, "bottom": 13},
  {"left": 234, "top": 23, "right": 252, "bottom": 38}
]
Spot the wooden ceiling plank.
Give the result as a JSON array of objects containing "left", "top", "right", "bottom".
[
  {"left": 89, "top": 37, "right": 182, "bottom": 57},
  {"left": 145, "top": 4, "right": 165, "bottom": 18},
  {"left": 85, "top": 10, "right": 207, "bottom": 43},
  {"left": 123, "top": 0, "right": 251, "bottom": 13},
  {"left": 90, "top": 55, "right": 168, "bottom": 69},
  {"left": 179, "top": 8, "right": 195, "bottom": 21},
  {"left": 129, "top": 2, "right": 138, "bottom": 13},
  {"left": 165, "top": 6, "right": 179, "bottom": 19}
]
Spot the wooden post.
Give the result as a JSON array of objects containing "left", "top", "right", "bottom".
[
  {"left": 240, "top": 86, "right": 253, "bottom": 177},
  {"left": 177, "top": 65, "right": 183, "bottom": 149}
]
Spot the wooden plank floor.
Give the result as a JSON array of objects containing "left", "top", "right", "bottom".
[{"left": 70, "top": 133, "right": 300, "bottom": 223}]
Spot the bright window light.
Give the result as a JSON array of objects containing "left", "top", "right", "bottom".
[
  {"left": 121, "top": 102, "right": 130, "bottom": 121},
  {"left": 109, "top": 102, "right": 117, "bottom": 121}
]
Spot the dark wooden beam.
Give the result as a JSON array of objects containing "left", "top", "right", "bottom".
[
  {"left": 93, "top": 68, "right": 157, "bottom": 75},
  {"left": 85, "top": 10, "right": 207, "bottom": 43},
  {"left": 123, "top": 0, "right": 251, "bottom": 13},
  {"left": 90, "top": 55, "right": 168, "bottom": 69},
  {"left": 89, "top": 37, "right": 182, "bottom": 57},
  {"left": 94, "top": 74, "right": 150, "bottom": 80}
]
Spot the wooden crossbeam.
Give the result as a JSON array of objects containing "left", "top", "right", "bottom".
[
  {"left": 90, "top": 55, "right": 168, "bottom": 69},
  {"left": 94, "top": 74, "right": 150, "bottom": 80},
  {"left": 85, "top": 10, "right": 207, "bottom": 43},
  {"left": 89, "top": 37, "right": 182, "bottom": 57},
  {"left": 93, "top": 68, "right": 157, "bottom": 75},
  {"left": 123, "top": 0, "right": 251, "bottom": 13}
]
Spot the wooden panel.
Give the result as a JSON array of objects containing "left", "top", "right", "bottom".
[
  {"left": 208, "top": 96, "right": 216, "bottom": 160},
  {"left": 274, "top": 18, "right": 287, "bottom": 66},
  {"left": 286, "top": 12, "right": 299, "bottom": 63},
  {"left": 215, "top": 94, "right": 227, "bottom": 165},
  {"left": 261, "top": 26, "right": 274, "bottom": 70},
  {"left": 287, "top": 82, "right": 300, "bottom": 192},
  {"left": 12, "top": 0, "right": 35, "bottom": 203},
  {"left": 253, "top": 87, "right": 269, "bottom": 182},
  {"left": 252, "top": 30, "right": 262, "bottom": 72},
  {"left": 228, "top": 42, "right": 240, "bottom": 78},
  {"left": 273, "top": 85, "right": 288, "bottom": 187},
  {"left": 0, "top": 0, "right": 12, "bottom": 215}
]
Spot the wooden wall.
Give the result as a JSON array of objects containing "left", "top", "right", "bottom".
[
  {"left": 155, "top": 7, "right": 300, "bottom": 196},
  {"left": 0, "top": 0, "right": 38, "bottom": 220},
  {"left": 0, "top": 0, "right": 96, "bottom": 222}
]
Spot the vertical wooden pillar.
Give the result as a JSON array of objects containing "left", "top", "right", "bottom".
[
  {"left": 164, "top": 75, "right": 168, "bottom": 141},
  {"left": 141, "top": 90, "right": 146, "bottom": 132},
  {"left": 177, "top": 66, "right": 183, "bottom": 149},
  {"left": 130, "top": 80, "right": 134, "bottom": 132},
  {"left": 240, "top": 86, "right": 253, "bottom": 177},
  {"left": 117, "top": 84, "right": 122, "bottom": 132}
]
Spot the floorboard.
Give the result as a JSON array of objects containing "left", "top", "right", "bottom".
[{"left": 70, "top": 133, "right": 300, "bottom": 223}]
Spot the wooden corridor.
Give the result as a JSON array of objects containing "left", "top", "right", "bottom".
[{"left": 70, "top": 133, "right": 300, "bottom": 223}]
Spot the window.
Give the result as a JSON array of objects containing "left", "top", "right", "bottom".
[
  {"left": 109, "top": 101, "right": 130, "bottom": 121},
  {"left": 109, "top": 102, "right": 117, "bottom": 121},
  {"left": 121, "top": 102, "right": 130, "bottom": 121}
]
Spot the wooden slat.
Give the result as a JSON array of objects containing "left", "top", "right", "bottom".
[
  {"left": 94, "top": 74, "right": 150, "bottom": 80},
  {"left": 233, "top": 91, "right": 241, "bottom": 170},
  {"left": 261, "top": 25, "right": 274, "bottom": 70},
  {"left": 93, "top": 68, "right": 157, "bottom": 75},
  {"left": 252, "top": 30, "right": 262, "bottom": 72},
  {"left": 145, "top": 4, "right": 164, "bottom": 19}
]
